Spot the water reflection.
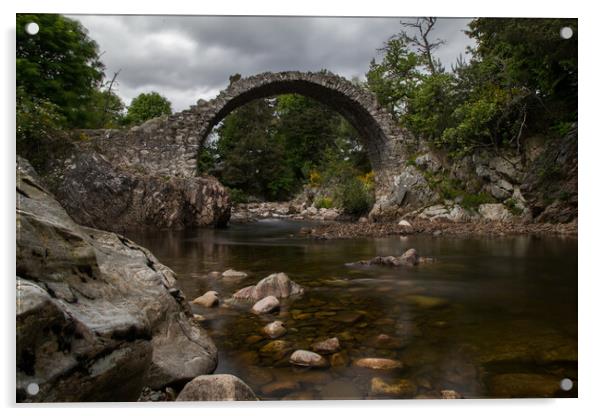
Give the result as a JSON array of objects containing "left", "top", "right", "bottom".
[{"left": 126, "top": 220, "right": 577, "bottom": 400}]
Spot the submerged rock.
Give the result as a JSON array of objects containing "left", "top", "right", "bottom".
[
  {"left": 191, "top": 291, "right": 219, "bottom": 308},
  {"left": 262, "top": 321, "right": 287, "bottom": 339},
  {"left": 260, "top": 380, "right": 300, "bottom": 396},
  {"left": 371, "top": 377, "right": 417, "bottom": 397},
  {"left": 289, "top": 350, "right": 329, "bottom": 368},
  {"left": 353, "top": 358, "right": 403, "bottom": 370},
  {"left": 259, "top": 340, "right": 294, "bottom": 360},
  {"left": 233, "top": 272, "right": 304, "bottom": 301},
  {"left": 399, "top": 248, "right": 419, "bottom": 266},
  {"left": 176, "top": 374, "right": 258, "bottom": 401},
  {"left": 369, "top": 334, "right": 405, "bottom": 349},
  {"left": 440, "top": 389, "right": 463, "bottom": 399},
  {"left": 331, "top": 311, "right": 363, "bottom": 324},
  {"left": 320, "top": 380, "right": 361, "bottom": 399},
  {"left": 354, "top": 248, "right": 428, "bottom": 268},
  {"left": 222, "top": 269, "right": 248, "bottom": 279},
  {"left": 15, "top": 157, "right": 217, "bottom": 402},
  {"left": 251, "top": 296, "right": 280, "bottom": 314},
  {"left": 488, "top": 373, "right": 562, "bottom": 398},
  {"left": 311, "top": 337, "right": 341, "bottom": 354},
  {"left": 330, "top": 351, "right": 350, "bottom": 367},
  {"left": 406, "top": 295, "right": 448, "bottom": 309}
]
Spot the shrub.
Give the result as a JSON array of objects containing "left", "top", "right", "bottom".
[
  {"left": 227, "top": 188, "right": 249, "bottom": 204},
  {"left": 358, "top": 171, "right": 375, "bottom": 189},
  {"left": 461, "top": 192, "right": 495, "bottom": 210},
  {"left": 315, "top": 196, "right": 334, "bottom": 209},
  {"left": 336, "top": 177, "right": 374, "bottom": 216},
  {"left": 309, "top": 170, "right": 322, "bottom": 187}
]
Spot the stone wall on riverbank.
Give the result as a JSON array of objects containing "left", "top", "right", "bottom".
[
  {"left": 16, "top": 157, "right": 218, "bottom": 402},
  {"left": 43, "top": 139, "right": 230, "bottom": 233}
]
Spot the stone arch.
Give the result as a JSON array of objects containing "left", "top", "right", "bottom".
[
  {"left": 184, "top": 71, "right": 403, "bottom": 173},
  {"left": 156, "top": 71, "right": 435, "bottom": 219}
]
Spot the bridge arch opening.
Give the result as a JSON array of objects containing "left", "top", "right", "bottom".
[{"left": 191, "top": 72, "right": 401, "bottom": 173}]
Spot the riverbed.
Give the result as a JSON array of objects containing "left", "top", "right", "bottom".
[{"left": 127, "top": 219, "right": 578, "bottom": 400}]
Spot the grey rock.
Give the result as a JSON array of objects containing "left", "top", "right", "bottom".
[
  {"left": 233, "top": 273, "right": 304, "bottom": 301},
  {"left": 221, "top": 269, "right": 248, "bottom": 279},
  {"left": 289, "top": 350, "right": 329, "bottom": 368},
  {"left": 311, "top": 337, "right": 341, "bottom": 354},
  {"left": 176, "top": 375, "right": 258, "bottom": 401},
  {"left": 251, "top": 296, "right": 280, "bottom": 314},
  {"left": 262, "top": 321, "right": 287, "bottom": 339},
  {"left": 415, "top": 153, "right": 441, "bottom": 172},
  {"left": 489, "top": 156, "right": 522, "bottom": 182},
  {"left": 16, "top": 157, "right": 217, "bottom": 402},
  {"left": 400, "top": 248, "right": 419, "bottom": 266},
  {"left": 48, "top": 151, "right": 230, "bottom": 232},
  {"left": 191, "top": 291, "right": 219, "bottom": 308},
  {"left": 478, "top": 203, "right": 513, "bottom": 222}
]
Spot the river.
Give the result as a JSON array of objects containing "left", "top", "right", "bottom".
[{"left": 126, "top": 219, "right": 578, "bottom": 400}]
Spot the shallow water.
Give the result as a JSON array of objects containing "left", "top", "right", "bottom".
[{"left": 126, "top": 219, "right": 578, "bottom": 400}]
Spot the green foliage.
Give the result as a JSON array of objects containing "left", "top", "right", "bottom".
[
  {"left": 16, "top": 86, "right": 68, "bottom": 172},
  {"left": 227, "top": 188, "right": 249, "bottom": 204},
  {"left": 404, "top": 73, "right": 457, "bottom": 141},
  {"left": 197, "top": 141, "right": 218, "bottom": 175},
  {"left": 207, "top": 89, "right": 370, "bottom": 202},
  {"left": 504, "top": 198, "right": 524, "bottom": 216},
  {"left": 125, "top": 92, "right": 172, "bottom": 125},
  {"left": 367, "top": 18, "right": 577, "bottom": 156},
  {"left": 215, "top": 98, "right": 296, "bottom": 201},
  {"left": 17, "top": 14, "right": 105, "bottom": 127},
  {"left": 461, "top": 193, "right": 495, "bottom": 210},
  {"left": 315, "top": 196, "right": 334, "bottom": 209},
  {"left": 81, "top": 89, "right": 126, "bottom": 128},
  {"left": 335, "top": 177, "right": 374, "bottom": 216},
  {"left": 366, "top": 37, "right": 423, "bottom": 117}
]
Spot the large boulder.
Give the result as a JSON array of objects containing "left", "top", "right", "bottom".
[
  {"left": 478, "top": 203, "right": 513, "bottom": 222},
  {"left": 16, "top": 157, "right": 217, "bottom": 402},
  {"left": 369, "top": 166, "right": 437, "bottom": 221},
  {"left": 232, "top": 273, "right": 304, "bottom": 301},
  {"left": 176, "top": 375, "right": 258, "bottom": 401},
  {"left": 521, "top": 125, "right": 578, "bottom": 223},
  {"left": 47, "top": 151, "right": 230, "bottom": 233}
]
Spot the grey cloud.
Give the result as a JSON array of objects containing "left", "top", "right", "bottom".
[{"left": 70, "top": 15, "right": 475, "bottom": 111}]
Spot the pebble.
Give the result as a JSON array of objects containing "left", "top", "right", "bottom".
[
  {"left": 371, "top": 377, "right": 417, "bottom": 397},
  {"left": 222, "top": 269, "right": 248, "bottom": 279},
  {"left": 353, "top": 357, "right": 403, "bottom": 370},
  {"left": 252, "top": 295, "right": 280, "bottom": 314},
  {"left": 289, "top": 350, "right": 329, "bottom": 368},
  {"left": 262, "top": 320, "right": 287, "bottom": 339},
  {"left": 311, "top": 337, "right": 341, "bottom": 354},
  {"left": 191, "top": 291, "right": 219, "bottom": 308}
]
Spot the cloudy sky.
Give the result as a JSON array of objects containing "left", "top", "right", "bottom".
[{"left": 69, "top": 15, "right": 475, "bottom": 111}]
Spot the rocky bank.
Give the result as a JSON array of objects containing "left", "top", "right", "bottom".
[
  {"left": 43, "top": 130, "right": 231, "bottom": 233},
  {"left": 16, "top": 157, "right": 218, "bottom": 402}
]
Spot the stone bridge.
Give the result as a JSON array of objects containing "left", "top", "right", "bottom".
[{"left": 83, "top": 71, "right": 434, "bottom": 219}]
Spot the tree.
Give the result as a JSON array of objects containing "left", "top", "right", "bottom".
[
  {"left": 16, "top": 14, "right": 105, "bottom": 127},
  {"left": 274, "top": 94, "right": 344, "bottom": 179},
  {"left": 81, "top": 89, "right": 126, "bottom": 128},
  {"left": 438, "top": 18, "right": 578, "bottom": 154},
  {"left": 16, "top": 86, "right": 67, "bottom": 172},
  {"left": 399, "top": 17, "right": 445, "bottom": 75},
  {"left": 215, "top": 98, "right": 295, "bottom": 201},
  {"left": 366, "top": 37, "right": 423, "bottom": 116},
  {"left": 125, "top": 92, "right": 172, "bottom": 124}
]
